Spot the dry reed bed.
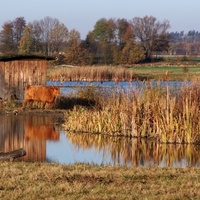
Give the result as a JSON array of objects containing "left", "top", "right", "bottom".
[
  {"left": 47, "top": 65, "right": 135, "bottom": 81},
  {"left": 63, "top": 80, "right": 200, "bottom": 144}
]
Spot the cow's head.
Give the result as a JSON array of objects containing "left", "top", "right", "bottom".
[{"left": 52, "top": 86, "right": 60, "bottom": 97}]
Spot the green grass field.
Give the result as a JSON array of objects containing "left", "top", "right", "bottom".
[{"left": 131, "top": 65, "right": 200, "bottom": 80}]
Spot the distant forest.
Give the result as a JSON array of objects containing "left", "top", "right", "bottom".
[{"left": 0, "top": 16, "right": 199, "bottom": 65}]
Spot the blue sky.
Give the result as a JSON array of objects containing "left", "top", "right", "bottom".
[{"left": 1, "top": 0, "right": 200, "bottom": 39}]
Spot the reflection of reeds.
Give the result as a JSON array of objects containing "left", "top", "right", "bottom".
[
  {"left": 63, "top": 80, "right": 200, "bottom": 144},
  {"left": 66, "top": 132, "right": 200, "bottom": 167},
  {"left": 47, "top": 66, "right": 135, "bottom": 81}
]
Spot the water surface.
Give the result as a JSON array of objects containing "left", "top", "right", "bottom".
[
  {"left": 0, "top": 114, "right": 199, "bottom": 168},
  {"left": 47, "top": 80, "right": 185, "bottom": 96}
]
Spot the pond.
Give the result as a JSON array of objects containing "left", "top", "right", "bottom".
[
  {"left": 47, "top": 80, "right": 185, "bottom": 96},
  {"left": 1, "top": 114, "right": 200, "bottom": 168}
]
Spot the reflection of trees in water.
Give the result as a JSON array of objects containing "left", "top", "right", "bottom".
[{"left": 66, "top": 132, "right": 200, "bottom": 167}]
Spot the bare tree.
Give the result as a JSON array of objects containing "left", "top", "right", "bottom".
[
  {"left": 31, "top": 21, "right": 43, "bottom": 53},
  {"left": 50, "top": 21, "right": 68, "bottom": 53},
  {"left": 131, "top": 16, "right": 170, "bottom": 60},
  {"left": 18, "top": 17, "right": 68, "bottom": 56},
  {"left": 39, "top": 16, "right": 57, "bottom": 55},
  {"left": 34, "top": 17, "right": 67, "bottom": 56}
]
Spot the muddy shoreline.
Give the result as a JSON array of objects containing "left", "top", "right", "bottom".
[{"left": 0, "top": 107, "right": 65, "bottom": 118}]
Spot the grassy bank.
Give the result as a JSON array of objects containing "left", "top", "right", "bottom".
[
  {"left": 0, "top": 162, "right": 200, "bottom": 200},
  {"left": 131, "top": 65, "right": 200, "bottom": 80}
]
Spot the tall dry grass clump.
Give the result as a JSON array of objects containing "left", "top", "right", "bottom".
[
  {"left": 47, "top": 65, "right": 135, "bottom": 81},
  {"left": 63, "top": 80, "right": 200, "bottom": 144}
]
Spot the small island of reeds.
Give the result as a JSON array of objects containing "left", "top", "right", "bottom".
[{"left": 61, "top": 78, "right": 200, "bottom": 144}]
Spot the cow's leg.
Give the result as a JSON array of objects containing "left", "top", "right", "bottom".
[
  {"left": 42, "top": 101, "right": 46, "bottom": 109},
  {"left": 51, "top": 101, "right": 55, "bottom": 109},
  {"left": 46, "top": 102, "right": 50, "bottom": 109},
  {"left": 23, "top": 99, "right": 33, "bottom": 109},
  {"left": 29, "top": 100, "right": 34, "bottom": 109},
  {"left": 48, "top": 102, "right": 54, "bottom": 109},
  {"left": 37, "top": 101, "right": 41, "bottom": 109},
  {"left": 23, "top": 100, "right": 28, "bottom": 109},
  {"left": 45, "top": 102, "right": 54, "bottom": 109}
]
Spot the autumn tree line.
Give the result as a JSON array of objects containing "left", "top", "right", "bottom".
[{"left": 0, "top": 16, "right": 200, "bottom": 65}]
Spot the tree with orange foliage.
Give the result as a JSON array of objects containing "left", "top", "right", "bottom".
[{"left": 64, "top": 29, "right": 87, "bottom": 65}]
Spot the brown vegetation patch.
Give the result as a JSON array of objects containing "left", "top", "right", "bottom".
[
  {"left": 0, "top": 162, "right": 200, "bottom": 199},
  {"left": 63, "top": 80, "right": 200, "bottom": 144}
]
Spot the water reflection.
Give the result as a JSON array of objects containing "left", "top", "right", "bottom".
[
  {"left": 65, "top": 132, "right": 200, "bottom": 167},
  {"left": 0, "top": 115, "right": 60, "bottom": 162},
  {"left": 0, "top": 115, "right": 200, "bottom": 167}
]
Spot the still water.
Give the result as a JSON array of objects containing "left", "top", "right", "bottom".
[
  {"left": 1, "top": 114, "right": 200, "bottom": 168},
  {"left": 47, "top": 81, "right": 130, "bottom": 96},
  {"left": 47, "top": 80, "right": 185, "bottom": 96}
]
